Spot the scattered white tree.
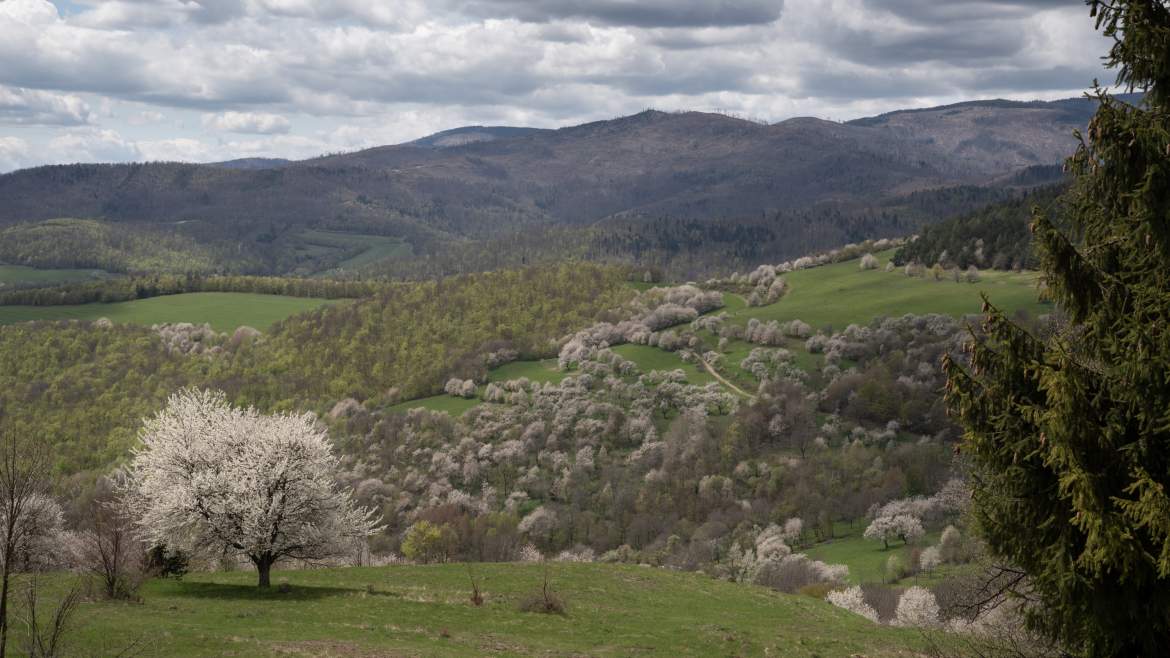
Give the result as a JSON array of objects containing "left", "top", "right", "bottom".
[
  {"left": 894, "top": 586, "right": 940, "bottom": 628},
  {"left": 859, "top": 253, "right": 879, "bottom": 270},
  {"left": 122, "top": 389, "right": 381, "bottom": 588},
  {"left": 939, "top": 524, "right": 963, "bottom": 563},
  {"left": 864, "top": 514, "right": 924, "bottom": 550},
  {"left": 827, "top": 586, "right": 879, "bottom": 623},
  {"left": 918, "top": 545, "right": 942, "bottom": 573},
  {"left": 782, "top": 518, "right": 804, "bottom": 546},
  {"left": 517, "top": 543, "right": 544, "bottom": 562}
]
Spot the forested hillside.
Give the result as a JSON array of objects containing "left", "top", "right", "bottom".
[
  {"left": 0, "top": 98, "right": 1089, "bottom": 280},
  {"left": 0, "top": 264, "right": 631, "bottom": 478},
  {"left": 893, "top": 186, "right": 1064, "bottom": 270}
]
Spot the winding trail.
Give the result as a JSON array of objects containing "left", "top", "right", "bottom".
[{"left": 695, "top": 356, "right": 756, "bottom": 401}]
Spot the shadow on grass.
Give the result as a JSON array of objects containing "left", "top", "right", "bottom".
[{"left": 171, "top": 581, "right": 357, "bottom": 601}]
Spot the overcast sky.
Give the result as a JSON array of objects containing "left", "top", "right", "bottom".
[{"left": 0, "top": 0, "right": 1113, "bottom": 172}]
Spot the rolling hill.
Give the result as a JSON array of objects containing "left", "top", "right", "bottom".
[{"left": 0, "top": 96, "right": 1110, "bottom": 277}]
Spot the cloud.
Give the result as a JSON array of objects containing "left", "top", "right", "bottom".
[
  {"left": 448, "top": 0, "right": 785, "bottom": 28},
  {"left": 47, "top": 127, "right": 141, "bottom": 163},
  {"left": 0, "top": 85, "right": 94, "bottom": 125},
  {"left": 0, "top": 137, "right": 33, "bottom": 173},
  {"left": 202, "top": 111, "right": 292, "bottom": 134},
  {"left": 0, "top": 0, "right": 1116, "bottom": 170}
]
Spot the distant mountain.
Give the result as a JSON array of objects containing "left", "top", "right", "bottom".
[
  {"left": 207, "top": 157, "right": 293, "bottom": 170},
  {"left": 0, "top": 96, "right": 1102, "bottom": 275},
  {"left": 408, "top": 126, "right": 549, "bottom": 149}
]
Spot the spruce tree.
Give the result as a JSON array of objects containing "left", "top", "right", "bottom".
[{"left": 943, "top": 1, "right": 1170, "bottom": 654}]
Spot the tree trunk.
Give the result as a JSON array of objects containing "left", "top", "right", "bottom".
[
  {"left": 254, "top": 554, "right": 274, "bottom": 589},
  {"left": 0, "top": 559, "right": 10, "bottom": 658}
]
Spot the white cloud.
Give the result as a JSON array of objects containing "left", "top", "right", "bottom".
[
  {"left": 0, "top": 0, "right": 1115, "bottom": 170},
  {"left": 0, "top": 137, "right": 33, "bottom": 173},
  {"left": 0, "top": 85, "right": 93, "bottom": 125},
  {"left": 202, "top": 111, "right": 291, "bottom": 134},
  {"left": 48, "top": 127, "right": 140, "bottom": 163}
]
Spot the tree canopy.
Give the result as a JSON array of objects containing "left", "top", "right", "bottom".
[{"left": 944, "top": 1, "right": 1170, "bottom": 654}]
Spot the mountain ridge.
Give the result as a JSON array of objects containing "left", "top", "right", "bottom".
[{"left": 0, "top": 95, "right": 1097, "bottom": 275}]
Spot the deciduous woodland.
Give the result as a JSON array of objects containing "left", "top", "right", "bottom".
[{"left": 0, "top": 1, "right": 1164, "bottom": 655}]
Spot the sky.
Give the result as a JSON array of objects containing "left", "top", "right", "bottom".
[{"left": 0, "top": 0, "right": 1114, "bottom": 172}]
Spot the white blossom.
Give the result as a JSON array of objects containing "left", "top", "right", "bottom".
[{"left": 122, "top": 389, "right": 380, "bottom": 587}]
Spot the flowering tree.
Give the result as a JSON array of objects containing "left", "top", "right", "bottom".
[
  {"left": 123, "top": 389, "right": 380, "bottom": 588},
  {"left": 864, "top": 514, "right": 924, "bottom": 550},
  {"left": 894, "top": 586, "right": 940, "bottom": 628},
  {"left": 827, "top": 586, "right": 879, "bottom": 623}
]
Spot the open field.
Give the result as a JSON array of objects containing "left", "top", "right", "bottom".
[
  {"left": 613, "top": 344, "right": 715, "bottom": 385},
  {"left": 25, "top": 563, "right": 927, "bottom": 657},
  {"left": 0, "top": 292, "right": 333, "bottom": 332},
  {"left": 804, "top": 526, "right": 931, "bottom": 585},
  {"left": 0, "top": 264, "right": 109, "bottom": 286},
  {"left": 488, "top": 359, "right": 567, "bottom": 385},
  {"left": 300, "top": 230, "right": 413, "bottom": 277},
  {"left": 726, "top": 250, "right": 1049, "bottom": 331}
]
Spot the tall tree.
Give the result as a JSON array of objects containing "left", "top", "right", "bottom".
[
  {"left": 943, "top": 1, "right": 1170, "bottom": 654},
  {"left": 123, "top": 389, "right": 381, "bottom": 588},
  {"left": 0, "top": 432, "right": 55, "bottom": 658}
]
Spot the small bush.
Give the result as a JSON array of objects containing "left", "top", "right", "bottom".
[
  {"left": 861, "top": 584, "right": 900, "bottom": 623},
  {"left": 518, "top": 566, "right": 567, "bottom": 615},
  {"left": 798, "top": 582, "right": 834, "bottom": 600}
]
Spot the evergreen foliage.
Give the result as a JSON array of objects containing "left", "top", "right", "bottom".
[
  {"left": 944, "top": 2, "right": 1170, "bottom": 653},
  {"left": 892, "top": 186, "right": 1064, "bottom": 271}
]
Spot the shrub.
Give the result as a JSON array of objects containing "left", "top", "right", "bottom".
[
  {"left": 798, "top": 582, "right": 834, "bottom": 600},
  {"left": 517, "top": 543, "right": 544, "bottom": 562},
  {"left": 861, "top": 584, "right": 899, "bottom": 622},
  {"left": 885, "top": 554, "right": 909, "bottom": 583},
  {"left": 827, "top": 585, "right": 879, "bottom": 623},
  {"left": 401, "top": 520, "right": 457, "bottom": 564},
  {"left": 859, "top": 253, "right": 879, "bottom": 270},
  {"left": 919, "top": 545, "right": 942, "bottom": 573},
  {"left": 939, "top": 525, "right": 963, "bottom": 564},
  {"left": 894, "top": 586, "right": 940, "bottom": 628},
  {"left": 518, "top": 566, "right": 566, "bottom": 615}
]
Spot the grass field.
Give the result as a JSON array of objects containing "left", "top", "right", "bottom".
[
  {"left": 612, "top": 344, "right": 716, "bottom": 386},
  {"left": 0, "top": 264, "right": 109, "bottom": 286},
  {"left": 488, "top": 359, "right": 567, "bottom": 385},
  {"left": 727, "top": 251, "right": 1050, "bottom": 331},
  {"left": 300, "top": 230, "right": 413, "bottom": 277},
  {"left": 0, "top": 292, "right": 333, "bottom": 332},
  {"left": 802, "top": 524, "right": 942, "bottom": 586},
  {"left": 24, "top": 563, "right": 927, "bottom": 657}
]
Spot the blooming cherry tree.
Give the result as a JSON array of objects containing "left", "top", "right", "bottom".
[
  {"left": 122, "top": 389, "right": 380, "bottom": 588},
  {"left": 863, "top": 514, "right": 924, "bottom": 550}
]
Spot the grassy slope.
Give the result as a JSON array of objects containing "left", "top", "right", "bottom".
[
  {"left": 41, "top": 563, "right": 924, "bottom": 657},
  {"left": 613, "top": 344, "right": 715, "bottom": 385},
  {"left": 0, "top": 264, "right": 108, "bottom": 286},
  {"left": 301, "top": 230, "right": 413, "bottom": 277},
  {"left": 803, "top": 524, "right": 938, "bottom": 585},
  {"left": 488, "top": 359, "right": 567, "bottom": 385},
  {"left": 0, "top": 293, "right": 333, "bottom": 332},
  {"left": 726, "top": 250, "right": 1049, "bottom": 331}
]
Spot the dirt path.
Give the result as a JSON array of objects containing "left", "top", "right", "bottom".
[{"left": 695, "top": 357, "right": 756, "bottom": 401}]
